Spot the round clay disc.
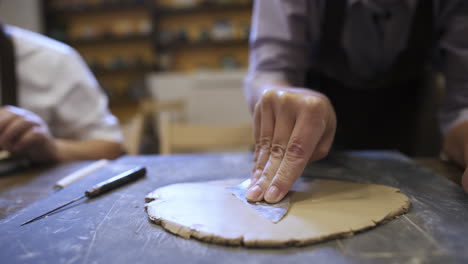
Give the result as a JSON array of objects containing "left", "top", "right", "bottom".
[{"left": 145, "top": 178, "right": 409, "bottom": 247}]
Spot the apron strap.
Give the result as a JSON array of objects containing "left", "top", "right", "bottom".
[
  {"left": 317, "top": 0, "right": 434, "bottom": 88},
  {"left": 388, "top": 0, "right": 434, "bottom": 84},
  {"left": 0, "top": 23, "right": 18, "bottom": 106},
  {"left": 317, "top": 0, "right": 348, "bottom": 74}
]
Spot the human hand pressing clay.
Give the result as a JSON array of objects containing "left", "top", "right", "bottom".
[{"left": 145, "top": 178, "right": 410, "bottom": 248}]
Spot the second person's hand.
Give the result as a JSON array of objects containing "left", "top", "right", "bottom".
[
  {"left": 0, "top": 105, "right": 58, "bottom": 163},
  {"left": 246, "top": 85, "right": 337, "bottom": 203}
]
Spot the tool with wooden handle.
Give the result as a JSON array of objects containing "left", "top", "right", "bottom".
[{"left": 21, "top": 166, "right": 146, "bottom": 226}]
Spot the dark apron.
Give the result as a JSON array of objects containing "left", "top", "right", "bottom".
[
  {"left": 307, "top": 0, "right": 439, "bottom": 156},
  {"left": 0, "top": 22, "right": 18, "bottom": 106}
]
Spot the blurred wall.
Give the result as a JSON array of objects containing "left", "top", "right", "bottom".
[{"left": 0, "top": 0, "right": 42, "bottom": 33}]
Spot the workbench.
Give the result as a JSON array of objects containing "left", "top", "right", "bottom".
[{"left": 0, "top": 151, "right": 467, "bottom": 264}]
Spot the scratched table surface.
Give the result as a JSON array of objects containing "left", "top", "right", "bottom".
[{"left": 0, "top": 151, "right": 467, "bottom": 264}]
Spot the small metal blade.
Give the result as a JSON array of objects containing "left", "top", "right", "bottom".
[
  {"left": 228, "top": 179, "right": 290, "bottom": 223},
  {"left": 20, "top": 195, "right": 85, "bottom": 226}
]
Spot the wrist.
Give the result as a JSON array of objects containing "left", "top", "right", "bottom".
[
  {"left": 26, "top": 138, "right": 60, "bottom": 164},
  {"left": 246, "top": 82, "right": 292, "bottom": 112}
]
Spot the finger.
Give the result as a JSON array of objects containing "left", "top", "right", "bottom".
[
  {"left": 249, "top": 103, "right": 262, "bottom": 188},
  {"left": 246, "top": 92, "right": 275, "bottom": 200},
  {"left": 309, "top": 113, "right": 336, "bottom": 161},
  {"left": 0, "top": 118, "right": 34, "bottom": 149},
  {"left": 252, "top": 100, "right": 273, "bottom": 175},
  {"left": 265, "top": 99, "right": 327, "bottom": 203},
  {"left": 249, "top": 165, "right": 262, "bottom": 188},
  {"left": 249, "top": 93, "right": 296, "bottom": 202},
  {"left": 11, "top": 127, "right": 41, "bottom": 154},
  {"left": 251, "top": 102, "right": 261, "bottom": 174},
  {"left": 0, "top": 109, "right": 16, "bottom": 133}
]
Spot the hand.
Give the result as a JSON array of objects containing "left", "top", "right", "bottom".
[
  {"left": 246, "top": 85, "right": 337, "bottom": 203},
  {"left": 0, "top": 106, "right": 58, "bottom": 162},
  {"left": 462, "top": 169, "right": 468, "bottom": 193},
  {"left": 442, "top": 121, "right": 468, "bottom": 193}
]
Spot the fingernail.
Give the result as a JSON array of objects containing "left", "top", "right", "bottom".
[
  {"left": 246, "top": 185, "right": 263, "bottom": 201},
  {"left": 265, "top": 185, "right": 281, "bottom": 203}
]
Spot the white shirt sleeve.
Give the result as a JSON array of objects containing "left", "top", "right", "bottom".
[
  {"left": 245, "top": 0, "right": 311, "bottom": 93},
  {"left": 10, "top": 25, "right": 123, "bottom": 143},
  {"left": 47, "top": 48, "right": 123, "bottom": 142}
]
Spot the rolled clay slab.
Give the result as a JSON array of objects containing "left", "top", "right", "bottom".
[{"left": 145, "top": 179, "right": 410, "bottom": 247}]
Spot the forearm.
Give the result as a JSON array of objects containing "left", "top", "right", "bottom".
[
  {"left": 246, "top": 0, "right": 309, "bottom": 111},
  {"left": 54, "top": 139, "right": 124, "bottom": 162}
]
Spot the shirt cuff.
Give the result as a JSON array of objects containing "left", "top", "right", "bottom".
[
  {"left": 244, "top": 71, "right": 290, "bottom": 89},
  {"left": 243, "top": 71, "right": 290, "bottom": 105}
]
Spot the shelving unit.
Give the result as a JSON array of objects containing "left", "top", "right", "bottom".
[
  {"left": 158, "top": 38, "right": 248, "bottom": 49},
  {"left": 91, "top": 65, "right": 155, "bottom": 75},
  {"left": 42, "top": 0, "right": 155, "bottom": 122},
  {"left": 157, "top": 2, "right": 251, "bottom": 15},
  {"left": 157, "top": 6, "right": 251, "bottom": 71},
  {"left": 46, "top": 2, "right": 149, "bottom": 15},
  {"left": 65, "top": 34, "right": 154, "bottom": 45},
  {"left": 42, "top": 0, "right": 253, "bottom": 121}
]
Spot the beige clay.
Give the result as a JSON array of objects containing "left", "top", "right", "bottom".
[{"left": 145, "top": 179, "right": 410, "bottom": 248}]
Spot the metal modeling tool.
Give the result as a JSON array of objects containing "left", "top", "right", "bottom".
[
  {"left": 228, "top": 179, "right": 290, "bottom": 223},
  {"left": 21, "top": 166, "right": 146, "bottom": 226}
]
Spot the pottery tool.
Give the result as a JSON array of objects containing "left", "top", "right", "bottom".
[
  {"left": 21, "top": 166, "right": 146, "bottom": 226},
  {"left": 54, "top": 159, "right": 109, "bottom": 189},
  {"left": 228, "top": 179, "right": 290, "bottom": 223}
]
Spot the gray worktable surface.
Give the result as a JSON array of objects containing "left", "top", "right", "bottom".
[{"left": 0, "top": 151, "right": 467, "bottom": 264}]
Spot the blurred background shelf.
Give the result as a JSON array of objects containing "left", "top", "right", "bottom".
[
  {"left": 158, "top": 38, "right": 248, "bottom": 49},
  {"left": 46, "top": 3, "right": 151, "bottom": 16},
  {"left": 42, "top": 0, "right": 253, "bottom": 127},
  {"left": 91, "top": 65, "right": 156, "bottom": 75},
  {"left": 65, "top": 34, "right": 153, "bottom": 45},
  {"left": 156, "top": 2, "right": 252, "bottom": 16}
]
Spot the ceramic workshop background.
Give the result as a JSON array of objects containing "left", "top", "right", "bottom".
[{"left": 3, "top": 0, "right": 254, "bottom": 154}]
